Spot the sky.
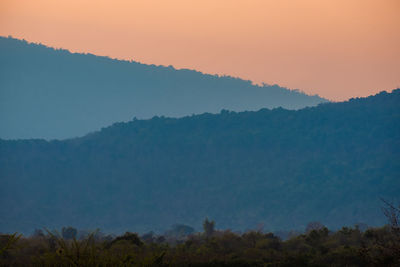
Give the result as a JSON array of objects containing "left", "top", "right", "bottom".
[{"left": 1, "top": 0, "right": 399, "bottom": 101}]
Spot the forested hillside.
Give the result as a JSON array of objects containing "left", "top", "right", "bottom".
[
  {"left": 0, "top": 36, "right": 326, "bottom": 139},
  {"left": 0, "top": 90, "right": 398, "bottom": 234}
]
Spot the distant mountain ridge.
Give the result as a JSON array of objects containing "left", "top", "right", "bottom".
[
  {"left": 0, "top": 36, "right": 327, "bottom": 140},
  {"left": 0, "top": 90, "right": 398, "bottom": 234}
]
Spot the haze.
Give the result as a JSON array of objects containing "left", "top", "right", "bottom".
[{"left": 1, "top": 0, "right": 399, "bottom": 100}]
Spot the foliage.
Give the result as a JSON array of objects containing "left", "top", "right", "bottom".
[
  {"left": 0, "top": 233, "right": 21, "bottom": 257},
  {"left": 0, "top": 223, "right": 399, "bottom": 266},
  {"left": 381, "top": 198, "right": 400, "bottom": 236},
  {"left": 203, "top": 218, "right": 216, "bottom": 238}
]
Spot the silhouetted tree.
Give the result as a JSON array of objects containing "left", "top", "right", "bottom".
[
  {"left": 203, "top": 218, "right": 215, "bottom": 237},
  {"left": 305, "top": 221, "right": 325, "bottom": 233},
  {"left": 381, "top": 198, "right": 400, "bottom": 236},
  {"left": 106, "top": 232, "right": 143, "bottom": 249}
]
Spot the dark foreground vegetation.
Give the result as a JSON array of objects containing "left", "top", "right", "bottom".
[
  {"left": 1, "top": 220, "right": 399, "bottom": 266},
  {"left": 2, "top": 202, "right": 400, "bottom": 267}
]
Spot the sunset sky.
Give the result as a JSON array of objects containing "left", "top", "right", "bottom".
[{"left": 1, "top": 0, "right": 399, "bottom": 101}]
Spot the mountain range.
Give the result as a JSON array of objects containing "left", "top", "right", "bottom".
[
  {"left": 0, "top": 89, "right": 398, "bottom": 234},
  {"left": 0, "top": 36, "right": 327, "bottom": 140}
]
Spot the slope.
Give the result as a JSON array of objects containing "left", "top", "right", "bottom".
[
  {"left": 0, "top": 36, "right": 327, "bottom": 139},
  {"left": 0, "top": 90, "right": 398, "bottom": 234}
]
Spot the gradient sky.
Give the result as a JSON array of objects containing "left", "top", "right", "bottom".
[{"left": 1, "top": 0, "right": 399, "bottom": 100}]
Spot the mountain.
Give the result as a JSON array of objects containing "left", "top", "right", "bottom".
[
  {"left": 0, "top": 36, "right": 327, "bottom": 140},
  {"left": 0, "top": 90, "right": 398, "bottom": 234}
]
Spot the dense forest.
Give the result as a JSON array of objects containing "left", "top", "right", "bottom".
[
  {"left": 0, "top": 36, "right": 326, "bottom": 139},
  {"left": 1, "top": 89, "right": 398, "bottom": 234}
]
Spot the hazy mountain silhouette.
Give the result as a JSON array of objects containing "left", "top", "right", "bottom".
[
  {"left": 0, "top": 90, "right": 398, "bottom": 234},
  {"left": 0, "top": 36, "right": 327, "bottom": 140}
]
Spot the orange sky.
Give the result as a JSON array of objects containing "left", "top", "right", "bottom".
[{"left": 1, "top": 0, "right": 399, "bottom": 100}]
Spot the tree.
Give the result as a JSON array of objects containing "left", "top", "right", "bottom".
[
  {"left": 106, "top": 232, "right": 143, "bottom": 249},
  {"left": 305, "top": 222, "right": 325, "bottom": 233},
  {"left": 381, "top": 198, "right": 400, "bottom": 236},
  {"left": 203, "top": 218, "right": 215, "bottom": 237}
]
